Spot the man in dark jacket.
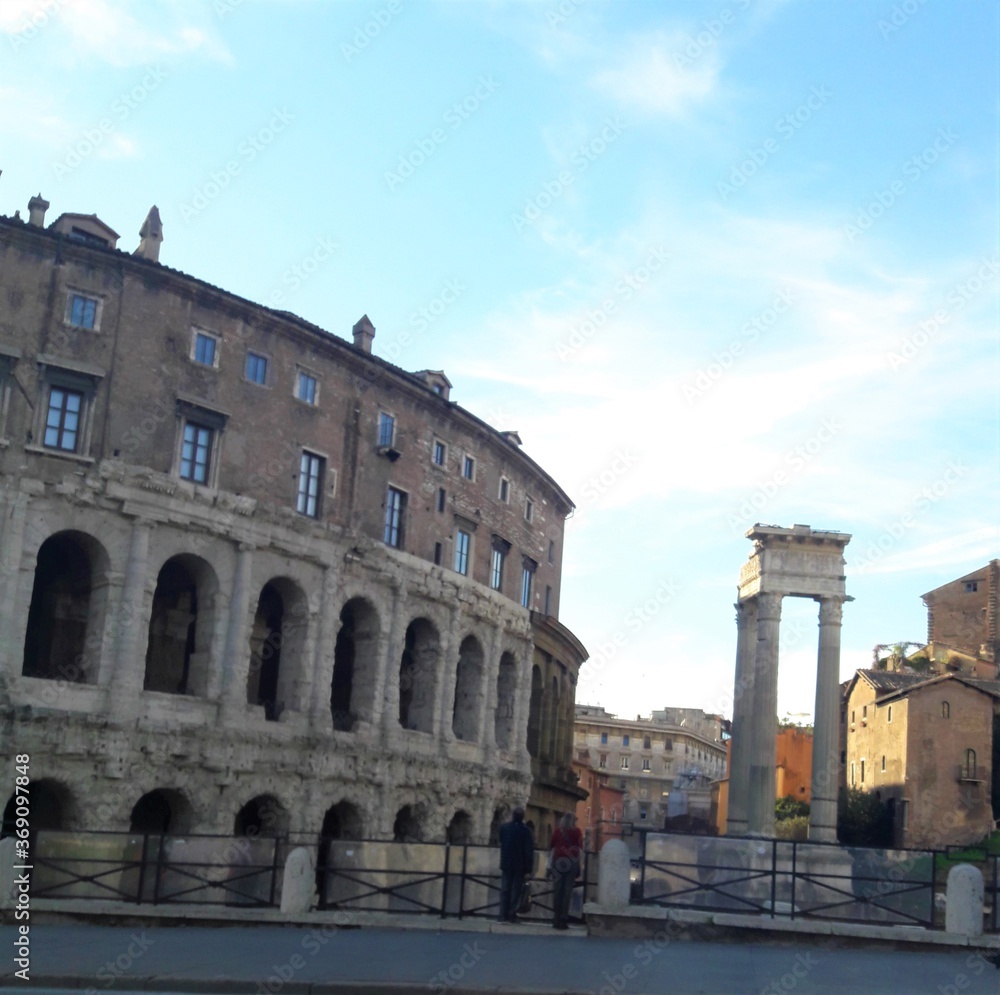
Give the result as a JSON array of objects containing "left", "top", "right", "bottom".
[{"left": 497, "top": 806, "right": 534, "bottom": 922}]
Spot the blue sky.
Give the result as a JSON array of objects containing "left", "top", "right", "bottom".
[{"left": 2, "top": 0, "right": 997, "bottom": 722}]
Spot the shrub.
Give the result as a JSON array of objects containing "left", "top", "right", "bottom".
[{"left": 774, "top": 815, "right": 809, "bottom": 841}]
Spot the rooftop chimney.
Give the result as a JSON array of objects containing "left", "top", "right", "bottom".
[
  {"left": 134, "top": 205, "right": 163, "bottom": 262},
  {"left": 352, "top": 314, "right": 375, "bottom": 354},
  {"left": 27, "top": 193, "right": 49, "bottom": 227}
]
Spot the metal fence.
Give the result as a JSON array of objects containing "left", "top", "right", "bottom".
[
  {"left": 631, "top": 829, "right": 999, "bottom": 933},
  {"left": 24, "top": 829, "right": 594, "bottom": 922}
]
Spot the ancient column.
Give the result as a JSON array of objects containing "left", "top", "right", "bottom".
[
  {"left": 220, "top": 542, "right": 254, "bottom": 721},
  {"left": 108, "top": 517, "right": 153, "bottom": 720},
  {"left": 726, "top": 597, "right": 757, "bottom": 835},
  {"left": 808, "top": 597, "right": 844, "bottom": 842},
  {"left": 747, "top": 591, "right": 782, "bottom": 834},
  {"left": 309, "top": 565, "right": 339, "bottom": 731}
]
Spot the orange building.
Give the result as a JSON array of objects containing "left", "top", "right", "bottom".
[{"left": 572, "top": 758, "right": 626, "bottom": 851}]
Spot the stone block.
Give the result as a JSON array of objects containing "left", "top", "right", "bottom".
[
  {"left": 945, "top": 863, "right": 984, "bottom": 938},
  {"left": 280, "top": 846, "right": 316, "bottom": 914},
  {"left": 597, "top": 838, "right": 631, "bottom": 908}
]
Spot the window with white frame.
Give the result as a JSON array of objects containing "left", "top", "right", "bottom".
[
  {"left": 175, "top": 399, "right": 226, "bottom": 487},
  {"left": 191, "top": 329, "right": 219, "bottom": 368},
  {"left": 454, "top": 530, "right": 470, "bottom": 575},
  {"left": 499, "top": 477, "right": 509, "bottom": 502},
  {"left": 66, "top": 292, "right": 101, "bottom": 330},
  {"left": 621, "top": 756, "right": 629, "bottom": 770},
  {"left": 433, "top": 439, "right": 447, "bottom": 466},
  {"left": 462, "top": 454, "right": 475, "bottom": 480},
  {"left": 44, "top": 386, "right": 83, "bottom": 451},
  {"left": 33, "top": 364, "right": 103, "bottom": 458},
  {"left": 384, "top": 486, "right": 406, "bottom": 548},
  {"left": 297, "top": 451, "right": 324, "bottom": 518},
  {"left": 245, "top": 352, "right": 268, "bottom": 386},
  {"left": 296, "top": 370, "right": 318, "bottom": 405},
  {"left": 378, "top": 412, "right": 395, "bottom": 447}
]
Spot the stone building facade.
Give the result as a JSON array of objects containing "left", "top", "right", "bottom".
[
  {"left": 0, "top": 194, "right": 586, "bottom": 846},
  {"left": 921, "top": 560, "right": 1000, "bottom": 672},
  {"left": 573, "top": 705, "right": 727, "bottom": 827},
  {"left": 842, "top": 670, "right": 999, "bottom": 848}
]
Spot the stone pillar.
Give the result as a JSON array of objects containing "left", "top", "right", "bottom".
[
  {"left": 220, "top": 543, "right": 254, "bottom": 721},
  {"left": 108, "top": 517, "right": 152, "bottom": 720},
  {"left": 945, "top": 864, "right": 984, "bottom": 937},
  {"left": 309, "top": 566, "right": 339, "bottom": 731},
  {"left": 727, "top": 598, "right": 757, "bottom": 835},
  {"left": 746, "top": 591, "right": 781, "bottom": 834},
  {"left": 380, "top": 582, "right": 406, "bottom": 740},
  {"left": 597, "top": 838, "right": 631, "bottom": 908},
  {"left": 0, "top": 492, "right": 29, "bottom": 686},
  {"left": 809, "top": 597, "right": 843, "bottom": 843},
  {"left": 436, "top": 602, "right": 460, "bottom": 744}
]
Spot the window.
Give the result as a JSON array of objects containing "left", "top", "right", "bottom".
[
  {"left": 851, "top": 710, "right": 855, "bottom": 724},
  {"left": 297, "top": 370, "right": 318, "bottom": 405},
  {"left": 499, "top": 477, "right": 509, "bottom": 502},
  {"left": 180, "top": 422, "right": 213, "bottom": 483},
  {"left": 881, "top": 755, "right": 886, "bottom": 772},
  {"left": 544, "top": 585, "right": 552, "bottom": 616},
  {"left": 942, "top": 701, "right": 950, "bottom": 719},
  {"left": 965, "top": 581, "right": 978, "bottom": 593},
  {"left": 623, "top": 735, "right": 630, "bottom": 747},
  {"left": 384, "top": 487, "right": 406, "bottom": 548},
  {"left": 433, "top": 440, "right": 447, "bottom": 466},
  {"left": 524, "top": 497, "right": 534, "bottom": 522},
  {"left": 963, "top": 749, "right": 977, "bottom": 779},
  {"left": 851, "top": 762, "right": 856, "bottom": 786},
  {"left": 433, "top": 542, "right": 443, "bottom": 566},
  {"left": 663, "top": 738, "right": 672, "bottom": 750},
  {"left": 378, "top": 412, "right": 395, "bottom": 447},
  {"left": 600, "top": 732, "right": 608, "bottom": 745},
  {"left": 598, "top": 754, "right": 607, "bottom": 769},
  {"left": 192, "top": 330, "right": 218, "bottom": 367},
  {"left": 860, "top": 759, "right": 865, "bottom": 784},
  {"left": 44, "top": 387, "right": 83, "bottom": 451},
  {"left": 245, "top": 352, "right": 268, "bottom": 385},
  {"left": 296, "top": 451, "right": 323, "bottom": 518},
  {"left": 520, "top": 567, "right": 532, "bottom": 607},
  {"left": 463, "top": 455, "right": 475, "bottom": 480},
  {"left": 455, "top": 530, "right": 470, "bottom": 575},
  {"left": 887, "top": 706, "right": 892, "bottom": 723},
  {"left": 490, "top": 540, "right": 508, "bottom": 591},
  {"left": 644, "top": 736, "right": 651, "bottom": 749},
  {"left": 642, "top": 758, "right": 651, "bottom": 771},
  {"left": 548, "top": 540, "right": 555, "bottom": 564},
  {"left": 621, "top": 756, "right": 629, "bottom": 770},
  {"left": 437, "top": 488, "right": 446, "bottom": 513},
  {"left": 862, "top": 705, "right": 867, "bottom": 718},
  {"left": 67, "top": 293, "right": 99, "bottom": 330},
  {"left": 639, "top": 808, "right": 647, "bottom": 820}
]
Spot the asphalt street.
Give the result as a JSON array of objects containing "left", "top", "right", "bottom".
[{"left": 1, "top": 924, "right": 997, "bottom": 995}]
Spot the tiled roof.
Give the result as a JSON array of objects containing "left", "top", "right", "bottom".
[{"left": 856, "top": 670, "right": 928, "bottom": 694}]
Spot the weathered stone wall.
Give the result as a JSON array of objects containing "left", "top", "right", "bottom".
[{"left": 922, "top": 561, "right": 999, "bottom": 662}]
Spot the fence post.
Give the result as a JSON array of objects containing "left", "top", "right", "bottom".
[
  {"left": 440, "top": 843, "right": 450, "bottom": 919},
  {"left": 152, "top": 833, "right": 166, "bottom": 905},
  {"left": 268, "top": 837, "right": 281, "bottom": 907},
  {"left": 929, "top": 848, "right": 938, "bottom": 928},
  {"left": 638, "top": 829, "right": 647, "bottom": 903},
  {"left": 458, "top": 843, "right": 468, "bottom": 920},
  {"left": 135, "top": 832, "right": 150, "bottom": 905},
  {"left": 770, "top": 839, "right": 777, "bottom": 918},
  {"left": 790, "top": 840, "right": 797, "bottom": 920}
]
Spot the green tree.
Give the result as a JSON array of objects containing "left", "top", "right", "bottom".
[
  {"left": 837, "top": 787, "right": 892, "bottom": 847},
  {"left": 775, "top": 795, "right": 810, "bottom": 821}
]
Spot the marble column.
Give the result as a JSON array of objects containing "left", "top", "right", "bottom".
[
  {"left": 809, "top": 597, "right": 844, "bottom": 842},
  {"left": 108, "top": 517, "right": 152, "bottom": 721},
  {"left": 220, "top": 543, "right": 254, "bottom": 721},
  {"left": 727, "top": 597, "right": 757, "bottom": 835},
  {"left": 747, "top": 591, "right": 782, "bottom": 834}
]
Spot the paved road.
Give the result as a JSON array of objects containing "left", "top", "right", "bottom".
[{"left": 1, "top": 924, "right": 997, "bottom": 994}]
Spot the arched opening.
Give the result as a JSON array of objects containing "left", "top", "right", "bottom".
[
  {"left": 392, "top": 804, "right": 423, "bottom": 843},
  {"left": 488, "top": 805, "right": 508, "bottom": 846},
  {"left": 527, "top": 665, "right": 543, "bottom": 757},
  {"left": 964, "top": 749, "right": 977, "bottom": 779},
  {"left": 128, "top": 789, "right": 193, "bottom": 835},
  {"left": 144, "top": 554, "right": 216, "bottom": 695},
  {"left": 452, "top": 635, "right": 484, "bottom": 741},
  {"left": 4, "top": 780, "right": 71, "bottom": 834},
  {"left": 22, "top": 531, "right": 107, "bottom": 682},
  {"left": 234, "top": 795, "right": 288, "bottom": 838},
  {"left": 316, "top": 800, "right": 364, "bottom": 909},
  {"left": 331, "top": 598, "right": 379, "bottom": 731},
  {"left": 495, "top": 652, "right": 517, "bottom": 750},
  {"left": 247, "top": 577, "right": 309, "bottom": 721},
  {"left": 398, "top": 618, "right": 439, "bottom": 733},
  {"left": 446, "top": 810, "right": 473, "bottom": 844},
  {"left": 548, "top": 675, "right": 561, "bottom": 758}
]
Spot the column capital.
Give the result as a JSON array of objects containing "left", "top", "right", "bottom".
[
  {"left": 756, "top": 591, "right": 783, "bottom": 620},
  {"left": 818, "top": 597, "right": 844, "bottom": 626}
]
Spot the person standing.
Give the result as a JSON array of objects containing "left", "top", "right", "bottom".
[
  {"left": 548, "top": 812, "right": 583, "bottom": 929},
  {"left": 497, "top": 806, "right": 535, "bottom": 922}
]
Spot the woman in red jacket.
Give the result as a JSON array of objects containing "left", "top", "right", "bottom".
[{"left": 548, "top": 812, "right": 583, "bottom": 929}]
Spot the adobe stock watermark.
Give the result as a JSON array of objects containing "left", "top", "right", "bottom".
[
  {"left": 178, "top": 108, "right": 294, "bottom": 222},
  {"left": 852, "top": 461, "right": 969, "bottom": 574},
  {"left": 52, "top": 66, "right": 168, "bottom": 179},
  {"left": 674, "top": 0, "right": 751, "bottom": 68},
  {"left": 545, "top": 0, "right": 588, "bottom": 29},
  {"left": 717, "top": 86, "right": 832, "bottom": 200},
  {"left": 5, "top": 0, "right": 68, "bottom": 51},
  {"left": 887, "top": 255, "right": 999, "bottom": 369},
  {"left": 385, "top": 77, "right": 500, "bottom": 191},
  {"left": 844, "top": 127, "right": 957, "bottom": 242},
  {"left": 512, "top": 117, "right": 626, "bottom": 232},
  {"left": 265, "top": 237, "right": 339, "bottom": 309},
  {"left": 878, "top": 0, "right": 929, "bottom": 39},
  {"left": 683, "top": 287, "right": 795, "bottom": 402},
  {"left": 727, "top": 418, "right": 841, "bottom": 535},
  {"left": 411, "top": 278, "right": 464, "bottom": 331},
  {"left": 427, "top": 940, "right": 487, "bottom": 993},
  {"left": 555, "top": 246, "right": 668, "bottom": 359},
  {"left": 579, "top": 450, "right": 639, "bottom": 504},
  {"left": 341, "top": 0, "right": 404, "bottom": 61},
  {"left": 83, "top": 932, "right": 154, "bottom": 994}
]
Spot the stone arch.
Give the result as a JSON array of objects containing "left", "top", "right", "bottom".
[
  {"left": 144, "top": 553, "right": 219, "bottom": 696},
  {"left": 452, "top": 634, "right": 484, "bottom": 741},
  {"left": 446, "top": 810, "right": 473, "bottom": 844},
  {"left": 5, "top": 778, "right": 74, "bottom": 832},
  {"left": 234, "top": 794, "right": 289, "bottom": 838},
  {"left": 22, "top": 530, "right": 110, "bottom": 683},
  {"left": 320, "top": 800, "right": 364, "bottom": 841},
  {"left": 527, "top": 665, "right": 543, "bottom": 757},
  {"left": 494, "top": 651, "right": 518, "bottom": 750},
  {"left": 392, "top": 804, "right": 425, "bottom": 842},
  {"left": 331, "top": 597, "right": 380, "bottom": 731},
  {"left": 547, "top": 675, "right": 561, "bottom": 758},
  {"left": 398, "top": 617, "right": 440, "bottom": 733},
  {"left": 129, "top": 788, "right": 194, "bottom": 834},
  {"left": 247, "top": 577, "right": 309, "bottom": 721}
]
